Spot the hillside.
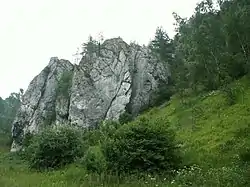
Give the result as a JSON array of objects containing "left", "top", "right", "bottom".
[
  {"left": 0, "top": 77, "right": 249, "bottom": 187},
  {"left": 1, "top": 0, "right": 250, "bottom": 186},
  {"left": 145, "top": 76, "right": 250, "bottom": 169}
]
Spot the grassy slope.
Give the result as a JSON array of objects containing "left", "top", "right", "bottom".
[
  {"left": 0, "top": 77, "right": 249, "bottom": 186},
  {"left": 147, "top": 76, "right": 250, "bottom": 168}
]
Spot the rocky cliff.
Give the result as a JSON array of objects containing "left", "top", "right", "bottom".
[{"left": 11, "top": 38, "right": 169, "bottom": 152}]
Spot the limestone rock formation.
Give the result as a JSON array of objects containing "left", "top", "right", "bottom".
[{"left": 11, "top": 38, "right": 169, "bottom": 152}]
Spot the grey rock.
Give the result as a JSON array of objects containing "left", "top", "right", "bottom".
[
  {"left": 11, "top": 38, "right": 169, "bottom": 152},
  {"left": 11, "top": 57, "right": 74, "bottom": 152}
]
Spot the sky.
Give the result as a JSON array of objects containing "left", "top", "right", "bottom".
[{"left": 0, "top": 0, "right": 201, "bottom": 99}]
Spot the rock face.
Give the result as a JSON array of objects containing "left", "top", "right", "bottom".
[
  {"left": 11, "top": 38, "right": 169, "bottom": 152},
  {"left": 11, "top": 58, "right": 74, "bottom": 151}
]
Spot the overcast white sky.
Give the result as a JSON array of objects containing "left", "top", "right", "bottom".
[{"left": 0, "top": 0, "right": 200, "bottom": 99}]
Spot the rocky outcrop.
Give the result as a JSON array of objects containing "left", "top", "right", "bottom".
[
  {"left": 11, "top": 38, "right": 169, "bottom": 152},
  {"left": 11, "top": 58, "right": 74, "bottom": 151}
]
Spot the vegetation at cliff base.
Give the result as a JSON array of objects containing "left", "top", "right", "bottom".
[
  {"left": 0, "top": 77, "right": 250, "bottom": 186},
  {"left": 1, "top": 0, "right": 250, "bottom": 186}
]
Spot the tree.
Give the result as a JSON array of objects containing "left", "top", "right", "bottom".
[
  {"left": 149, "top": 27, "right": 177, "bottom": 103},
  {"left": 220, "top": 0, "right": 250, "bottom": 77},
  {"left": 81, "top": 35, "right": 99, "bottom": 56},
  {"left": 0, "top": 91, "right": 21, "bottom": 147},
  {"left": 149, "top": 27, "right": 174, "bottom": 65},
  {"left": 169, "top": 0, "right": 250, "bottom": 93}
]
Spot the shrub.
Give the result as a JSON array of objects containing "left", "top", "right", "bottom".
[
  {"left": 99, "top": 120, "right": 121, "bottom": 139},
  {"left": 103, "top": 116, "right": 181, "bottom": 174},
  {"left": 239, "top": 148, "right": 250, "bottom": 162},
  {"left": 81, "top": 146, "right": 106, "bottom": 173},
  {"left": 222, "top": 82, "right": 245, "bottom": 106},
  {"left": 22, "top": 131, "right": 34, "bottom": 148},
  {"left": 26, "top": 125, "right": 84, "bottom": 170},
  {"left": 152, "top": 81, "right": 175, "bottom": 106},
  {"left": 222, "top": 85, "right": 237, "bottom": 105},
  {"left": 119, "top": 111, "right": 133, "bottom": 125},
  {"left": 82, "top": 120, "right": 120, "bottom": 147},
  {"left": 0, "top": 133, "right": 12, "bottom": 149}
]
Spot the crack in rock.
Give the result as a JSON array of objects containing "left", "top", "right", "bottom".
[{"left": 11, "top": 38, "right": 169, "bottom": 151}]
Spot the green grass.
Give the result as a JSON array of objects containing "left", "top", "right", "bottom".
[
  {"left": 0, "top": 77, "right": 249, "bottom": 186},
  {"left": 0, "top": 155, "right": 174, "bottom": 187},
  {"left": 143, "top": 77, "right": 250, "bottom": 169}
]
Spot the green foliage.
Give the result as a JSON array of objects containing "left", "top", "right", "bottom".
[
  {"left": 1, "top": 1, "right": 250, "bottom": 186},
  {"left": 22, "top": 131, "right": 34, "bottom": 148},
  {"left": 173, "top": 164, "right": 249, "bottom": 187},
  {"left": 149, "top": 0, "right": 250, "bottom": 95},
  {"left": 222, "top": 85, "right": 238, "bottom": 105},
  {"left": 0, "top": 92, "right": 21, "bottom": 149},
  {"left": 43, "top": 110, "right": 57, "bottom": 127},
  {"left": 81, "top": 146, "right": 107, "bottom": 173},
  {"left": 56, "top": 71, "right": 73, "bottom": 98},
  {"left": 119, "top": 111, "right": 133, "bottom": 125},
  {"left": 0, "top": 152, "right": 249, "bottom": 187},
  {"left": 222, "top": 80, "right": 246, "bottom": 105},
  {"left": 99, "top": 120, "right": 121, "bottom": 139},
  {"left": 81, "top": 35, "right": 100, "bottom": 56},
  {"left": 0, "top": 134, "right": 12, "bottom": 149},
  {"left": 25, "top": 126, "right": 84, "bottom": 170},
  {"left": 1, "top": 77, "right": 250, "bottom": 186},
  {"left": 82, "top": 120, "right": 120, "bottom": 147},
  {"left": 239, "top": 148, "right": 250, "bottom": 162},
  {"left": 149, "top": 27, "right": 176, "bottom": 103},
  {"left": 152, "top": 79, "right": 175, "bottom": 106},
  {"left": 0, "top": 93, "right": 21, "bottom": 132},
  {"left": 149, "top": 27, "right": 174, "bottom": 64},
  {"left": 103, "top": 116, "right": 181, "bottom": 174}
]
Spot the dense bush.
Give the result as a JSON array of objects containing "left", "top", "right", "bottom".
[
  {"left": 26, "top": 126, "right": 84, "bottom": 170},
  {"left": 103, "top": 116, "right": 181, "bottom": 174},
  {"left": 152, "top": 79, "right": 175, "bottom": 106},
  {"left": 82, "top": 120, "right": 120, "bottom": 147},
  {"left": 239, "top": 148, "right": 250, "bottom": 162},
  {"left": 222, "top": 85, "right": 237, "bottom": 105},
  {"left": 81, "top": 146, "right": 107, "bottom": 173},
  {"left": 22, "top": 131, "right": 34, "bottom": 148},
  {"left": 98, "top": 120, "right": 121, "bottom": 139},
  {"left": 119, "top": 111, "right": 133, "bottom": 125}
]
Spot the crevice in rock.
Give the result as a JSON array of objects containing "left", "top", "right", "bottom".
[
  {"left": 103, "top": 73, "right": 127, "bottom": 119},
  {"left": 66, "top": 66, "right": 75, "bottom": 121},
  {"left": 30, "top": 66, "right": 51, "bottom": 119},
  {"left": 126, "top": 46, "right": 141, "bottom": 114}
]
